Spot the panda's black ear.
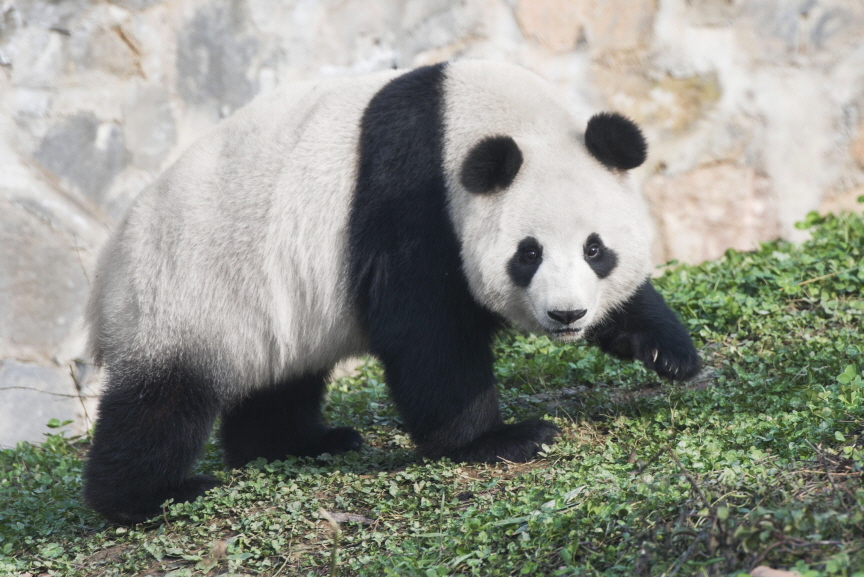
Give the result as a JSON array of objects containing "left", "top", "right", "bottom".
[
  {"left": 585, "top": 112, "right": 647, "bottom": 170},
  {"left": 460, "top": 135, "right": 523, "bottom": 194}
]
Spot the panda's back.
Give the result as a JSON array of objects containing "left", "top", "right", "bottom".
[{"left": 87, "top": 70, "right": 400, "bottom": 395}]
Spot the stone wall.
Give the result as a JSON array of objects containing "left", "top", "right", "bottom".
[{"left": 1, "top": 0, "right": 863, "bottom": 445}]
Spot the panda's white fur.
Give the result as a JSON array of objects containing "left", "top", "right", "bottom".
[
  {"left": 83, "top": 60, "right": 697, "bottom": 524},
  {"left": 88, "top": 72, "right": 399, "bottom": 398}
]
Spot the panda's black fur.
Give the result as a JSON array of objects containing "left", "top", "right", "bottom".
[
  {"left": 82, "top": 62, "right": 700, "bottom": 524},
  {"left": 584, "top": 112, "right": 649, "bottom": 170}
]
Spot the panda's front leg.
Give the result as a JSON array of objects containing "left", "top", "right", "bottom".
[
  {"left": 371, "top": 316, "right": 558, "bottom": 464},
  {"left": 587, "top": 278, "right": 700, "bottom": 381}
]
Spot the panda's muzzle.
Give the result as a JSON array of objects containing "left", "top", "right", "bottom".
[{"left": 547, "top": 309, "right": 588, "bottom": 338}]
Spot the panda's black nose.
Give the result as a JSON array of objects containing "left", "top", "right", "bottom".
[{"left": 547, "top": 309, "right": 587, "bottom": 325}]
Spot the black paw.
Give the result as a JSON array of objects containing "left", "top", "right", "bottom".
[
  {"left": 630, "top": 329, "right": 700, "bottom": 381},
  {"left": 318, "top": 427, "right": 364, "bottom": 455},
  {"left": 85, "top": 474, "right": 221, "bottom": 525},
  {"left": 441, "top": 419, "right": 560, "bottom": 464},
  {"left": 587, "top": 279, "right": 700, "bottom": 381},
  {"left": 171, "top": 474, "right": 221, "bottom": 503}
]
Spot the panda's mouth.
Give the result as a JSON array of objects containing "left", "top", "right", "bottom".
[{"left": 550, "top": 327, "right": 583, "bottom": 339}]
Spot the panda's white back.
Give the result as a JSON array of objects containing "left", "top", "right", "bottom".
[{"left": 87, "top": 70, "right": 400, "bottom": 398}]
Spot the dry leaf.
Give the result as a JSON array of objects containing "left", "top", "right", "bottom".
[
  {"left": 750, "top": 567, "right": 800, "bottom": 577},
  {"left": 326, "top": 512, "right": 374, "bottom": 525}
]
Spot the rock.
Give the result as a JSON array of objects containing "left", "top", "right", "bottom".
[
  {"left": 515, "top": 0, "right": 657, "bottom": 54},
  {"left": 176, "top": 2, "right": 260, "bottom": 116},
  {"left": 644, "top": 164, "right": 779, "bottom": 264},
  {"left": 593, "top": 66, "right": 721, "bottom": 134},
  {"left": 393, "top": 1, "right": 480, "bottom": 66},
  {"left": 515, "top": 0, "right": 590, "bottom": 53},
  {"left": 124, "top": 83, "right": 176, "bottom": 172},
  {"left": 737, "top": 0, "right": 864, "bottom": 66},
  {"left": 749, "top": 69, "right": 842, "bottom": 240},
  {"left": 0, "top": 6, "right": 19, "bottom": 47},
  {"left": 2, "top": 23, "right": 66, "bottom": 87},
  {"left": 820, "top": 185, "right": 864, "bottom": 214},
  {"left": 853, "top": 121, "right": 864, "bottom": 168},
  {"left": 109, "top": 0, "right": 164, "bottom": 10},
  {"left": 84, "top": 26, "right": 140, "bottom": 77},
  {"left": 0, "top": 360, "right": 89, "bottom": 447},
  {"left": 0, "top": 198, "right": 92, "bottom": 362},
  {"left": 32, "top": 113, "right": 130, "bottom": 206},
  {"left": 11, "top": 0, "right": 91, "bottom": 30},
  {"left": 683, "top": 0, "right": 738, "bottom": 27},
  {"left": 589, "top": 0, "right": 657, "bottom": 53}
]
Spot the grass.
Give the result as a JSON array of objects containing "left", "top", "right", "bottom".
[{"left": 2, "top": 210, "right": 863, "bottom": 576}]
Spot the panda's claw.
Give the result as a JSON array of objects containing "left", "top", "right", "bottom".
[
  {"left": 629, "top": 332, "right": 700, "bottom": 381},
  {"left": 319, "top": 426, "right": 364, "bottom": 455},
  {"left": 436, "top": 419, "right": 560, "bottom": 464}
]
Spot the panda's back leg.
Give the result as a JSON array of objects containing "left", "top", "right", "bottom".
[
  {"left": 219, "top": 371, "right": 363, "bottom": 469},
  {"left": 83, "top": 358, "right": 222, "bottom": 525}
]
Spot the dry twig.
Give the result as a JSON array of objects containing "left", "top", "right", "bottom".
[{"left": 318, "top": 508, "right": 342, "bottom": 577}]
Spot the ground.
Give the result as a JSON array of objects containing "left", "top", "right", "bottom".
[{"left": 1, "top": 210, "right": 863, "bottom": 577}]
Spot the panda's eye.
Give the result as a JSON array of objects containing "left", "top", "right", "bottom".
[
  {"left": 509, "top": 237, "right": 543, "bottom": 287},
  {"left": 585, "top": 244, "right": 601, "bottom": 259}
]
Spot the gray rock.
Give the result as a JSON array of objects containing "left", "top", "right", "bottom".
[
  {"left": 176, "top": 1, "right": 259, "bottom": 116},
  {"left": 738, "top": 0, "right": 864, "bottom": 65},
  {"left": 395, "top": 3, "right": 477, "bottom": 64},
  {"left": 0, "top": 360, "right": 84, "bottom": 447},
  {"left": 68, "top": 21, "right": 139, "bottom": 77},
  {"left": 11, "top": 0, "right": 91, "bottom": 31},
  {"left": 124, "top": 84, "right": 177, "bottom": 172},
  {"left": 32, "top": 113, "right": 130, "bottom": 205},
  {"left": 683, "top": 0, "right": 738, "bottom": 27},
  {"left": 0, "top": 199, "right": 91, "bottom": 361},
  {"left": 810, "top": 8, "right": 848, "bottom": 48},
  {"left": 0, "top": 6, "right": 19, "bottom": 47},
  {"left": 109, "top": 0, "right": 165, "bottom": 10}
]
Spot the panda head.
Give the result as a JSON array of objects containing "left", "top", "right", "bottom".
[{"left": 444, "top": 64, "right": 654, "bottom": 342}]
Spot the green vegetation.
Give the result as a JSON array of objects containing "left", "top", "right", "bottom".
[{"left": 2, "top": 211, "right": 863, "bottom": 576}]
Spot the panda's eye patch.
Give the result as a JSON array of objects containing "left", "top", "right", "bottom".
[
  {"left": 584, "top": 233, "right": 618, "bottom": 279},
  {"left": 508, "top": 237, "right": 543, "bottom": 288}
]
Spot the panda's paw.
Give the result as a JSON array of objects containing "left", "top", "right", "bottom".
[
  {"left": 172, "top": 474, "right": 222, "bottom": 502},
  {"left": 318, "top": 426, "right": 364, "bottom": 455},
  {"left": 443, "top": 419, "right": 560, "bottom": 464},
  {"left": 86, "top": 474, "right": 221, "bottom": 525},
  {"left": 632, "top": 329, "right": 700, "bottom": 381}
]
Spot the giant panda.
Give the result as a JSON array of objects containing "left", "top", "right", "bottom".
[{"left": 82, "top": 60, "right": 700, "bottom": 524}]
